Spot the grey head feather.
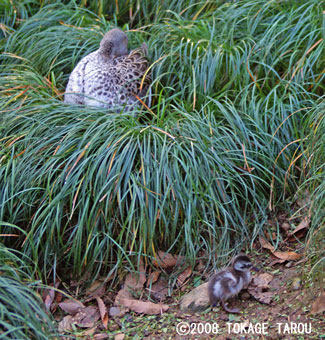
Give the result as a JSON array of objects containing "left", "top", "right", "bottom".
[{"left": 99, "top": 28, "right": 128, "bottom": 59}]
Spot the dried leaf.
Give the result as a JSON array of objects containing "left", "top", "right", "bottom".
[
  {"left": 252, "top": 273, "right": 273, "bottom": 289},
  {"left": 115, "top": 288, "right": 133, "bottom": 305},
  {"left": 87, "top": 280, "right": 106, "bottom": 297},
  {"left": 114, "top": 334, "right": 125, "bottom": 340},
  {"left": 248, "top": 286, "right": 274, "bottom": 304},
  {"left": 71, "top": 306, "right": 100, "bottom": 328},
  {"left": 288, "top": 216, "right": 310, "bottom": 237},
  {"left": 94, "top": 334, "right": 110, "bottom": 339},
  {"left": 153, "top": 250, "right": 183, "bottom": 268},
  {"left": 149, "top": 278, "right": 169, "bottom": 301},
  {"left": 59, "top": 299, "right": 85, "bottom": 314},
  {"left": 43, "top": 281, "right": 60, "bottom": 312},
  {"left": 269, "top": 257, "right": 286, "bottom": 266},
  {"left": 310, "top": 292, "right": 325, "bottom": 314},
  {"left": 147, "top": 270, "right": 160, "bottom": 285},
  {"left": 83, "top": 326, "right": 97, "bottom": 336},
  {"left": 44, "top": 290, "right": 55, "bottom": 312},
  {"left": 96, "top": 296, "right": 108, "bottom": 329},
  {"left": 177, "top": 266, "right": 192, "bottom": 286},
  {"left": 58, "top": 315, "right": 73, "bottom": 332},
  {"left": 259, "top": 236, "right": 275, "bottom": 252},
  {"left": 126, "top": 299, "right": 169, "bottom": 314},
  {"left": 272, "top": 251, "right": 302, "bottom": 261},
  {"left": 125, "top": 271, "right": 146, "bottom": 290},
  {"left": 115, "top": 288, "right": 169, "bottom": 314},
  {"left": 197, "top": 260, "right": 205, "bottom": 272},
  {"left": 124, "top": 259, "right": 146, "bottom": 290}
]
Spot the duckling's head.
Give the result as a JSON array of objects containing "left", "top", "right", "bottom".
[
  {"left": 99, "top": 28, "right": 128, "bottom": 58},
  {"left": 233, "top": 255, "right": 255, "bottom": 272}
]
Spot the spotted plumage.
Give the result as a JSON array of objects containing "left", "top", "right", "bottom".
[{"left": 64, "top": 28, "right": 151, "bottom": 111}]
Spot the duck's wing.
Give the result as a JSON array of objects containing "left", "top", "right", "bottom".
[
  {"left": 64, "top": 52, "right": 97, "bottom": 105},
  {"left": 114, "top": 44, "right": 151, "bottom": 103}
]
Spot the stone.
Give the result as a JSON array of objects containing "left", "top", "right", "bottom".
[
  {"left": 291, "top": 277, "right": 301, "bottom": 290},
  {"left": 180, "top": 282, "right": 209, "bottom": 312}
]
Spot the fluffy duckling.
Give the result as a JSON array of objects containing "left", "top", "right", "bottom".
[
  {"left": 208, "top": 255, "right": 257, "bottom": 313},
  {"left": 64, "top": 28, "right": 151, "bottom": 111}
]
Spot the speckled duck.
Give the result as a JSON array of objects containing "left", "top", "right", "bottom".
[{"left": 64, "top": 28, "right": 151, "bottom": 111}]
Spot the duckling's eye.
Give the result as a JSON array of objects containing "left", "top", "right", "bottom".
[{"left": 243, "top": 263, "right": 252, "bottom": 268}]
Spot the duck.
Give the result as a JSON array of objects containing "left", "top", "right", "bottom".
[
  {"left": 64, "top": 28, "right": 151, "bottom": 111},
  {"left": 208, "top": 254, "right": 257, "bottom": 313}
]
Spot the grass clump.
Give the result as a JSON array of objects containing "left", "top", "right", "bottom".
[
  {"left": 301, "top": 100, "right": 325, "bottom": 282},
  {"left": 0, "top": 0, "right": 323, "bottom": 282},
  {"left": 0, "top": 242, "right": 57, "bottom": 340}
]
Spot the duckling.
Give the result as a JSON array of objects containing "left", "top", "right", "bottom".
[
  {"left": 64, "top": 28, "right": 151, "bottom": 111},
  {"left": 208, "top": 254, "right": 257, "bottom": 313}
]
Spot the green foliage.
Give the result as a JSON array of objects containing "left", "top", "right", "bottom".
[
  {"left": 0, "top": 244, "right": 57, "bottom": 340},
  {"left": 301, "top": 100, "right": 325, "bottom": 281},
  {"left": 0, "top": 0, "right": 323, "bottom": 281}
]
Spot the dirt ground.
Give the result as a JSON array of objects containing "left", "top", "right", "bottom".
[{"left": 99, "top": 251, "right": 324, "bottom": 340}]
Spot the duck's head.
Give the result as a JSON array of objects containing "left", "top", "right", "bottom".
[
  {"left": 99, "top": 28, "right": 128, "bottom": 58},
  {"left": 233, "top": 254, "right": 258, "bottom": 272}
]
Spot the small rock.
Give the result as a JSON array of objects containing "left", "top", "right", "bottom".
[
  {"left": 180, "top": 282, "right": 209, "bottom": 312},
  {"left": 285, "top": 262, "right": 293, "bottom": 268},
  {"left": 109, "top": 307, "right": 122, "bottom": 317},
  {"left": 291, "top": 277, "right": 301, "bottom": 290}
]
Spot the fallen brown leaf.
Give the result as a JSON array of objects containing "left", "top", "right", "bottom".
[
  {"left": 260, "top": 234, "right": 302, "bottom": 261},
  {"left": 42, "top": 281, "right": 60, "bottom": 312},
  {"left": 126, "top": 299, "right": 169, "bottom": 314},
  {"left": 310, "top": 292, "right": 325, "bottom": 314},
  {"left": 272, "top": 251, "right": 302, "bottom": 261},
  {"left": 125, "top": 271, "right": 146, "bottom": 291},
  {"left": 153, "top": 250, "right": 183, "bottom": 268},
  {"left": 114, "top": 334, "right": 125, "bottom": 340},
  {"left": 248, "top": 286, "right": 274, "bottom": 304},
  {"left": 87, "top": 280, "right": 107, "bottom": 297},
  {"left": 197, "top": 260, "right": 205, "bottom": 273},
  {"left": 71, "top": 306, "right": 100, "bottom": 328},
  {"left": 177, "top": 266, "right": 192, "bottom": 286},
  {"left": 94, "top": 334, "right": 110, "bottom": 339},
  {"left": 252, "top": 273, "right": 273, "bottom": 289},
  {"left": 115, "top": 288, "right": 169, "bottom": 314},
  {"left": 59, "top": 299, "right": 85, "bottom": 314},
  {"left": 124, "top": 259, "right": 147, "bottom": 291},
  {"left": 58, "top": 315, "right": 73, "bottom": 332},
  {"left": 148, "top": 277, "right": 169, "bottom": 301},
  {"left": 269, "top": 257, "right": 286, "bottom": 266},
  {"left": 259, "top": 236, "right": 275, "bottom": 252},
  {"left": 290, "top": 216, "right": 310, "bottom": 235},
  {"left": 83, "top": 326, "right": 97, "bottom": 336},
  {"left": 286, "top": 216, "right": 310, "bottom": 241},
  {"left": 147, "top": 270, "right": 161, "bottom": 286},
  {"left": 96, "top": 296, "right": 108, "bottom": 329}
]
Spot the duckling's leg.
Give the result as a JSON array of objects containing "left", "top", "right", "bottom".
[{"left": 220, "top": 300, "right": 240, "bottom": 314}]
